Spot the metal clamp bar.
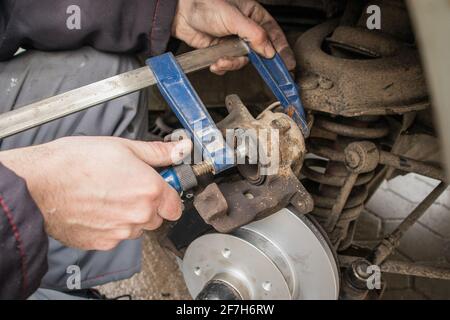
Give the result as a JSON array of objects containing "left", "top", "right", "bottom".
[
  {"left": 147, "top": 53, "right": 235, "bottom": 174},
  {"left": 246, "top": 44, "right": 309, "bottom": 137},
  {"left": 0, "top": 39, "right": 249, "bottom": 140}
]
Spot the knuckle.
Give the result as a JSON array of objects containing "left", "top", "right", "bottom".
[
  {"left": 128, "top": 211, "right": 151, "bottom": 224},
  {"left": 145, "top": 216, "right": 163, "bottom": 231},
  {"left": 130, "top": 229, "right": 144, "bottom": 239},
  {"left": 160, "top": 200, "right": 182, "bottom": 221},
  {"left": 113, "top": 229, "right": 133, "bottom": 240},
  {"left": 146, "top": 180, "right": 164, "bottom": 201},
  {"left": 166, "top": 207, "right": 182, "bottom": 221},
  {"left": 96, "top": 240, "right": 119, "bottom": 251},
  {"left": 153, "top": 219, "right": 164, "bottom": 230},
  {"left": 149, "top": 141, "right": 171, "bottom": 160},
  {"left": 253, "top": 28, "right": 267, "bottom": 44}
]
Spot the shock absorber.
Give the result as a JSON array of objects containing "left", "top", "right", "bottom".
[{"left": 302, "top": 114, "right": 389, "bottom": 250}]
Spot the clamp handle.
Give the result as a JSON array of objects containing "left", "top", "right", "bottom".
[
  {"left": 147, "top": 53, "right": 235, "bottom": 175},
  {"left": 245, "top": 44, "right": 309, "bottom": 137}
]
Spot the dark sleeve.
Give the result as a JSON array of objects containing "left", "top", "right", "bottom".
[
  {"left": 0, "top": 162, "right": 48, "bottom": 300},
  {"left": 0, "top": 0, "right": 178, "bottom": 61}
]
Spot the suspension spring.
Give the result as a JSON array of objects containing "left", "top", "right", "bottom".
[{"left": 302, "top": 114, "right": 390, "bottom": 251}]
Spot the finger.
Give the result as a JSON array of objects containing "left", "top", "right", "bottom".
[
  {"left": 220, "top": 4, "right": 275, "bottom": 58},
  {"left": 230, "top": 0, "right": 295, "bottom": 69},
  {"left": 126, "top": 139, "right": 192, "bottom": 167},
  {"left": 94, "top": 239, "right": 120, "bottom": 251},
  {"left": 210, "top": 56, "right": 249, "bottom": 75},
  {"left": 142, "top": 214, "right": 164, "bottom": 231},
  {"left": 164, "top": 129, "right": 190, "bottom": 143},
  {"left": 157, "top": 184, "right": 183, "bottom": 222},
  {"left": 261, "top": 20, "right": 296, "bottom": 70},
  {"left": 210, "top": 68, "right": 227, "bottom": 76},
  {"left": 110, "top": 227, "right": 144, "bottom": 241},
  {"left": 129, "top": 228, "right": 144, "bottom": 240},
  {"left": 279, "top": 46, "right": 296, "bottom": 71}
]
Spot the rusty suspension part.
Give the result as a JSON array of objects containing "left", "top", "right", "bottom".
[
  {"left": 339, "top": 255, "right": 450, "bottom": 281},
  {"left": 310, "top": 139, "right": 446, "bottom": 182},
  {"left": 302, "top": 115, "right": 389, "bottom": 251},
  {"left": 303, "top": 112, "right": 446, "bottom": 252},
  {"left": 370, "top": 181, "right": 448, "bottom": 265}
]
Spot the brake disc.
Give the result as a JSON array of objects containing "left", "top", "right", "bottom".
[{"left": 182, "top": 206, "right": 340, "bottom": 300}]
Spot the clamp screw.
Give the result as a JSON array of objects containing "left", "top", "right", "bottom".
[{"left": 192, "top": 161, "right": 215, "bottom": 177}]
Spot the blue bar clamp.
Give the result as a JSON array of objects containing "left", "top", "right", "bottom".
[{"left": 147, "top": 42, "right": 309, "bottom": 193}]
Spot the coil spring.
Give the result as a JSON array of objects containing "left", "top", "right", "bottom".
[{"left": 302, "top": 115, "right": 390, "bottom": 251}]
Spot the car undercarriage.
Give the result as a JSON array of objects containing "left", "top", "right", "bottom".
[{"left": 115, "top": 0, "right": 450, "bottom": 300}]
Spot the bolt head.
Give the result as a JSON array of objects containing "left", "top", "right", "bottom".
[
  {"left": 271, "top": 118, "right": 291, "bottom": 133},
  {"left": 346, "top": 150, "right": 361, "bottom": 169}
]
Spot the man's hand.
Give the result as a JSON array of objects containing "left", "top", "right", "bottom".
[
  {"left": 0, "top": 137, "right": 192, "bottom": 251},
  {"left": 172, "top": 0, "right": 295, "bottom": 75}
]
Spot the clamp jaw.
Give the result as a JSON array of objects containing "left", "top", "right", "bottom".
[{"left": 147, "top": 40, "right": 308, "bottom": 192}]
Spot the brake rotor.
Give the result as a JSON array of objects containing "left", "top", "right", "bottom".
[{"left": 182, "top": 206, "right": 340, "bottom": 300}]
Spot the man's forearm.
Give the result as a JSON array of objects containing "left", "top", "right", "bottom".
[
  {"left": 0, "top": 0, "right": 178, "bottom": 61},
  {"left": 0, "top": 162, "right": 48, "bottom": 299}
]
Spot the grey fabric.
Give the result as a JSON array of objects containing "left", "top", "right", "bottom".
[
  {"left": 0, "top": 47, "right": 148, "bottom": 292},
  {"left": 28, "top": 288, "right": 90, "bottom": 300},
  {"left": 0, "top": 0, "right": 179, "bottom": 61}
]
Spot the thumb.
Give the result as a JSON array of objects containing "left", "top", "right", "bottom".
[{"left": 126, "top": 139, "right": 192, "bottom": 167}]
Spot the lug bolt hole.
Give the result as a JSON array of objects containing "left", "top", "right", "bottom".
[
  {"left": 222, "top": 248, "right": 231, "bottom": 258},
  {"left": 244, "top": 192, "right": 254, "bottom": 200},
  {"left": 262, "top": 281, "right": 272, "bottom": 292}
]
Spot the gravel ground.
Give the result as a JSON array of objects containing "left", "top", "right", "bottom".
[{"left": 99, "top": 231, "right": 190, "bottom": 300}]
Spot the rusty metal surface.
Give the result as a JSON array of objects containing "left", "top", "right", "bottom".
[
  {"left": 294, "top": 20, "right": 429, "bottom": 116},
  {"left": 371, "top": 181, "right": 448, "bottom": 265},
  {"left": 339, "top": 255, "right": 450, "bottom": 282},
  {"left": 379, "top": 150, "right": 446, "bottom": 182},
  {"left": 152, "top": 1, "right": 449, "bottom": 297},
  {"left": 193, "top": 95, "right": 313, "bottom": 233},
  {"left": 380, "top": 261, "right": 450, "bottom": 281},
  {"left": 303, "top": 113, "right": 446, "bottom": 252},
  {"left": 303, "top": 115, "right": 390, "bottom": 250}
]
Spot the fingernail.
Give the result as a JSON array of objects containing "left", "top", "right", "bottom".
[
  {"left": 177, "top": 138, "right": 192, "bottom": 151},
  {"left": 171, "top": 139, "right": 192, "bottom": 163},
  {"left": 264, "top": 44, "right": 276, "bottom": 58},
  {"left": 280, "top": 47, "right": 296, "bottom": 71}
]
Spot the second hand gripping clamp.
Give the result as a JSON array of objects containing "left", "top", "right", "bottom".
[{"left": 147, "top": 41, "right": 309, "bottom": 193}]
